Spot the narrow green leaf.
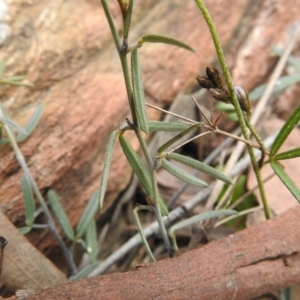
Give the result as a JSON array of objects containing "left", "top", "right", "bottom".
[
  {"left": 162, "top": 158, "right": 208, "bottom": 188},
  {"left": 271, "top": 46, "right": 300, "bottom": 71},
  {"left": 76, "top": 190, "right": 100, "bottom": 238},
  {"left": 85, "top": 219, "right": 98, "bottom": 263},
  {"left": 70, "top": 263, "right": 99, "bottom": 281},
  {"left": 157, "top": 124, "right": 198, "bottom": 153},
  {"left": 98, "top": 130, "right": 119, "bottom": 211},
  {"left": 0, "top": 79, "right": 33, "bottom": 87},
  {"left": 215, "top": 102, "right": 234, "bottom": 112},
  {"left": 274, "top": 147, "right": 300, "bottom": 160},
  {"left": 0, "top": 104, "right": 8, "bottom": 118},
  {"left": 0, "top": 61, "right": 5, "bottom": 77},
  {"left": 271, "top": 161, "right": 300, "bottom": 201},
  {"left": 270, "top": 106, "right": 300, "bottom": 156},
  {"left": 148, "top": 121, "right": 190, "bottom": 132},
  {"left": 1, "top": 117, "right": 28, "bottom": 136},
  {"left": 131, "top": 48, "right": 149, "bottom": 133},
  {"left": 123, "top": 0, "right": 134, "bottom": 40},
  {"left": 133, "top": 206, "right": 156, "bottom": 261},
  {"left": 17, "top": 104, "right": 43, "bottom": 142},
  {"left": 19, "top": 226, "right": 32, "bottom": 235},
  {"left": 249, "top": 74, "right": 300, "bottom": 102},
  {"left": 48, "top": 190, "right": 75, "bottom": 240},
  {"left": 21, "top": 175, "right": 35, "bottom": 227},
  {"left": 166, "top": 152, "right": 233, "bottom": 184},
  {"left": 170, "top": 210, "right": 237, "bottom": 234},
  {"left": 141, "top": 35, "right": 195, "bottom": 52},
  {"left": 5, "top": 75, "right": 27, "bottom": 81},
  {"left": 119, "top": 134, "right": 168, "bottom": 215}
]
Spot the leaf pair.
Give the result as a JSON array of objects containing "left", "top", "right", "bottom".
[
  {"left": 270, "top": 106, "right": 300, "bottom": 201},
  {"left": 161, "top": 152, "right": 232, "bottom": 189},
  {"left": 0, "top": 104, "right": 43, "bottom": 145}
]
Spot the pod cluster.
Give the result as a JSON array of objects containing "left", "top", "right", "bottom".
[{"left": 196, "top": 66, "right": 251, "bottom": 113}]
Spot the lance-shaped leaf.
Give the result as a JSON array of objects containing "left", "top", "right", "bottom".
[
  {"left": 85, "top": 219, "right": 98, "bottom": 263},
  {"left": 131, "top": 48, "right": 149, "bottom": 133},
  {"left": 133, "top": 205, "right": 156, "bottom": 262},
  {"left": 119, "top": 134, "right": 168, "bottom": 215},
  {"left": 274, "top": 147, "right": 300, "bottom": 160},
  {"left": 157, "top": 124, "right": 199, "bottom": 153},
  {"left": 48, "top": 190, "right": 75, "bottom": 240},
  {"left": 169, "top": 210, "right": 237, "bottom": 252},
  {"left": 19, "top": 226, "right": 32, "bottom": 235},
  {"left": 17, "top": 104, "right": 43, "bottom": 142},
  {"left": 166, "top": 152, "right": 232, "bottom": 184},
  {"left": 99, "top": 130, "right": 119, "bottom": 211},
  {"left": 70, "top": 263, "right": 99, "bottom": 281},
  {"left": 0, "top": 116, "right": 28, "bottom": 136},
  {"left": 271, "top": 161, "right": 300, "bottom": 202},
  {"left": 270, "top": 106, "right": 300, "bottom": 156},
  {"left": 148, "top": 121, "right": 190, "bottom": 132},
  {"left": 21, "top": 175, "right": 35, "bottom": 227},
  {"left": 162, "top": 158, "right": 208, "bottom": 188},
  {"left": 0, "top": 61, "right": 5, "bottom": 77},
  {"left": 250, "top": 74, "right": 300, "bottom": 102},
  {"left": 271, "top": 46, "right": 300, "bottom": 71},
  {"left": 140, "top": 35, "right": 195, "bottom": 52},
  {"left": 76, "top": 190, "right": 100, "bottom": 238},
  {"left": 123, "top": 0, "right": 134, "bottom": 40}
]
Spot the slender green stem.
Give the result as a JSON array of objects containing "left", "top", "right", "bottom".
[
  {"left": 134, "top": 127, "right": 153, "bottom": 167},
  {"left": 1, "top": 116, "right": 78, "bottom": 275},
  {"left": 133, "top": 206, "right": 156, "bottom": 261},
  {"left": 101, "top": 0, "right": 122, "bottom": 50},
  {"left": 101, "top": 0, "right": 137, "bottom": 125},
  {"left": 245, "top": 117, "right": 266, "bottom": 167},
  {"left": 194, "top": 0, "right": 270, "bottom": 219},
  {"left": 101, "top": 0, "right": 172, "bottom": 252},
  {"left": 151, "top": 168, "right": 173, "bottom": 257}
]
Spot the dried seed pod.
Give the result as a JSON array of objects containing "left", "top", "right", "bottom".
[
  {"left": 206, "top": 66, "right": 222, "bottom": 89},
  {"left": 196, "top": 76, "right": 214, "bottom": 89},
  {"left": 234, "top": 86, "right": 251, "bottom": 113},
  {"left": 210, "top": 88, "right": 231, "bottom": 103}
]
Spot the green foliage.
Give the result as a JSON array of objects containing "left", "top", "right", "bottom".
[
  {"left": 270, "top": 161, "right": 300, "bottom": 201},
  {"left": 139, "top": 35, "right": 195, "bottom": 52},
  {"left": 48, "top": 190, "right": 75, "bottom": 240},
  {"left": 270, "top": 106, "right": 300, "bottom": 156},
  {"left": 131, "top": 49, "right": 149, "bottom": 133},
  {"left": 2, "top": 0, "right": 300, "bottom": 280},
  {"left": 21, "top": 175, "right": 35, "bottom": 228},
  {"left": 85, "top": 219, "right": 98, "bottom": 263},
  {"left": 76, "top": 190, "right": 100, "bottom": 238}
]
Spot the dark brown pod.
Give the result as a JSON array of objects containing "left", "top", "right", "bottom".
[
  {"left": 206, "top": 66, "right": 222, "bottom": 88},
  {"left": 196, "top": 76, "right": 214, "bottom": 89},
  {"left": 210, "top": 88, "right": 231, "bottom": 103}
]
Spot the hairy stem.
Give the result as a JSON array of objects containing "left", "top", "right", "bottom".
[{"left": 194, "top": 0, "right": 270, "bottom": 219}]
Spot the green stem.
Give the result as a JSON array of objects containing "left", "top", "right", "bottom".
[
  {"left": 101, "top": 0, "right": 137, "bottom": 125},
  {"left": 194, "top": 0, "right": 270, "bottom": 219},
  {"left": 133, "top": 205, "right": 156, "bottom": 261},
  {"left": 134, "top": 127, "right": 153, "bottom": 167},
  {"left": 151, "top": 168, "right": 173, "bottom": 257},
  {"left": 101, "top": 0, "right": 172, "bottom": 252},
  {"left": 245, "top": 117, "right": 266, "bottom": 167}
]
